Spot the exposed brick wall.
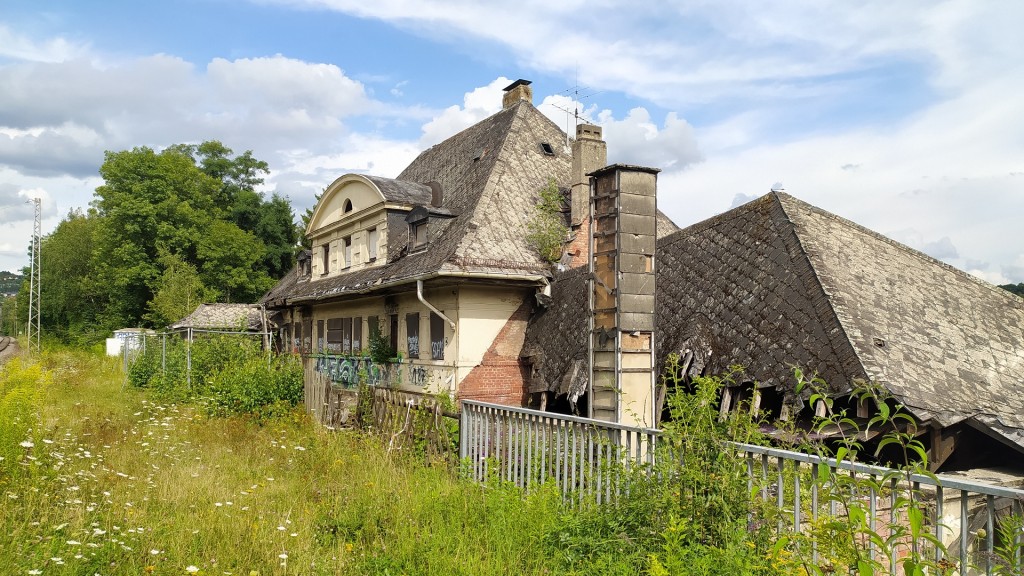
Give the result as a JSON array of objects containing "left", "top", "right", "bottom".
[
  {"left": 458, "top": 299, "right": 533, "bottom": 406},
  {"left": 565, "top": 219, "right": 590, "bottom": 269}
]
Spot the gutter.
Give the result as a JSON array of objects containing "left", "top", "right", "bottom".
[
  {"left": 417, "top": 279, "right": 456, "bottom": 331},
  {"left": 284, "top": 270, "right": 549, "bottom": 305}
]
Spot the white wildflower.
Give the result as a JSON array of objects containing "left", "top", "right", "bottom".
[{"left": 20, "top": 440, "right": 34, "bottom": 448}]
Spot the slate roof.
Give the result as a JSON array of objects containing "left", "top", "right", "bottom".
[
  {"left": 170, "top": 303, "right": 264, "bottom": 331},
  {"left": 524, "top": 191, "right": 1024, "bottom": 449},
  {"left": 262, "top": 100, "right": 573, "bottom": 306},
  {"left": 362, "top": 175, "right": 433, "bottom": 205}
]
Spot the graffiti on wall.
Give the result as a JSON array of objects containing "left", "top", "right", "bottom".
[
  {"left": 313, "top": 354, "right": 454, "bottom": 391},
  {"left": 313, "top": 355, "right": 388, "bottom": 388}
]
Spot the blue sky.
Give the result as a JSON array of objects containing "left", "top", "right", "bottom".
[{"left": 1, "top": 0, "right": 1022, "bottom": 284}]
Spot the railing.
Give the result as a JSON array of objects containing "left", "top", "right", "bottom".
[
  {"left": 460, "top": 400, "right": 1024, "bottom": 575},
  {"left": 460, "top": 400, "right": 658, "bottom": 504}
]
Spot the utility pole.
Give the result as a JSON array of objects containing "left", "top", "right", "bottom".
[{"left": 26, "top": 197, "right": 41, "bottom": 353}]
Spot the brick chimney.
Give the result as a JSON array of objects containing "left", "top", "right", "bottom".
[
  {"left": 502, "top": 79, "right": 533, "bottom": 109},
  {"left": 565, "top": 123, "right": 607, "bottom": 268},
  {"left": 588, "top": 164, "right": 659, "bottom": 428}
]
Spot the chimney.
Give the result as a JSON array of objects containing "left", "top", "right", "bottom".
[
  {"left": 588, "top": 164, "right": 659, "bottom": 428},
  {"left": 502, "top": 79, "right": 533, "bottom": 109},
  {"left": 565, "top": 123, "right": 607, "bottom": 268}
]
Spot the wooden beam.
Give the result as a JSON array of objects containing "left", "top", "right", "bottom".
[{"left": 929, "top": 425, "right": 960, "bottom": 472}]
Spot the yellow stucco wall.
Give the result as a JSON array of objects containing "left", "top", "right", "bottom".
[{"left": 297, "top": 284, "right": 528, "bottom": 397}]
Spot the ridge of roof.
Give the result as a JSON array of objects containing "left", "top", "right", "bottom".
[{"left": 774, "top": 192, "right": 1024, "bottom": 306}]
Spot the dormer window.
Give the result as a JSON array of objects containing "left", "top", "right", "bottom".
[
  {"left": 343, "top": 198, "right": 353, "bottom": 213},
  {"left": 411, "top": 221, "right": 427, "bottom": 249},
  {"left": 406, "top": 206, "right": 430, "bottom": 251}
]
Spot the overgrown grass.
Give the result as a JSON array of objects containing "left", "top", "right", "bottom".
[{"left": 0, "top": 347, "right": 578, "bottom": 575}]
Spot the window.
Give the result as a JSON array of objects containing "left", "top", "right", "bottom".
[
  {"left": 352, "top": 317, "right": 362, "bottom": 354},
  {"left": 326, "top": 318, "right": 343, "bottom": 353},
  {"left": 316, "top": 320, "right": 325, "bottom": 352},
  {"left": 367, "top": 315, "right": 380, "bottom": 339},
  {"left": 341, "top": 317, "right": 352, "bottom": 354},
  {"left": 389, "top": 314, "right": 399, "bottom": 357},
  {"left": 324, "top": 317, "right": 363, "bottom": 355},
  {"left": 321, "top": 243, "right": 330, "bottom": 275},
  {"left": 540, "top": 142, "right": 555, "bottom": 156},
  {"left": 301, "top": 318, "right": 312, "bottom": 353},
  {"left": 343, "top": 236, "right": 352, "bottom": 268},
  {"left": 342, "top": 198, "right": 353, "bottom": 213},
  {"left": 411, "top": 222, "right": 427, "bottom": 249},
  {"left": 405, "top": 313, "right": 420, "bottom": 358},
  {"left": 430, "top": 312, "right": 445, "bottom": 360},
  {"left": 367, "top": 228, "right": 379, "bottom": 261}
]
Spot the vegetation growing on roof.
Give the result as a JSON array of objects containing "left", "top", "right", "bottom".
[{"left": 526, "top": 177, "right": 569, "bottom": 263}]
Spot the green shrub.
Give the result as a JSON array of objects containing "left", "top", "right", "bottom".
[{"left": 205, "top": 353, "right": 303, "bottom": 420}]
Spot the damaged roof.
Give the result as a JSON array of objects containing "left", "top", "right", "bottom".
[
  {"left": 263, "top": 100, "right": 573, "bottom": 306},
  {"left": 524, "top": 191, "right": 1024, "bottom": 449},
  {"left": 170, "top": 303, "right": 264, "bottom": 331}
]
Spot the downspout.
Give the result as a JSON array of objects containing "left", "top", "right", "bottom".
[{"left": 417, "top": 279, "right": 456, "bottom": 331}]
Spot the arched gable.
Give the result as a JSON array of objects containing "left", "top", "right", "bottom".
[{"left": 306, "top": 174, "right": 387, "bottom": 235}]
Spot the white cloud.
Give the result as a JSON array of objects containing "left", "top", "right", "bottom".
[
  {"left": 418, "top": 77, "right": 507, "bottom": 146},
  {"left": 0, "top": 24, "right": 87, "bottom": 63}
]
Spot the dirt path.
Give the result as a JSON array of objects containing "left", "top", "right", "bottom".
[{"left": 0, "top": 335, "right": 19, "bottom": 364}]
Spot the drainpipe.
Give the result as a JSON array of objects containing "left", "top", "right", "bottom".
[{"left": 417, "top": 279, "right": 456, "bottom": 331}]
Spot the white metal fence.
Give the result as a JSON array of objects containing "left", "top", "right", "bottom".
[{"left": 460, "top": 400, "right": 1024, "bottom": 575}]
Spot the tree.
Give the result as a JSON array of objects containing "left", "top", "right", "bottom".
[
  {"left": 526, "top": 178, "right": 569, "bottom": 263},
  {"left": 999, "top": 283, "right": 1024, "bottom": 297},
  {"left": 146, "top": 254, "right": 217, "bottom": 327},
  {"left": 37, "top": 209, "right": 103, "bottom": 342}
]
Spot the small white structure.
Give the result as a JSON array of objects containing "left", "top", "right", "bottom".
[{"left": 106, "top": 328, "right": 156, "bottom": 356}]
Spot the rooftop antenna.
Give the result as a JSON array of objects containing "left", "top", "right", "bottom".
[
  {"left": 548, "top": 66, "right": 602, "bottom": 147},
  {"left": 26, "top": 197, "right": 41, "bottom": 354}
]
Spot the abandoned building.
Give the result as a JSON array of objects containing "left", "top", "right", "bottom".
[
  {"left": 262, "top": 79, "right": 1024, "bottom": 473},
  {"left": 263, "top": 79, "right": 581, "bottom": 404},
  {"left": 523, "top": 190, "right": 1024, "bottom": 472}
]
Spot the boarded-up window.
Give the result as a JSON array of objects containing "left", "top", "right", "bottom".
[
  {"left": 368, "top": 315, "right": 380, "bottom": 339},
  {"left": 316, "top": 320, "right": 325, "bottom": 352},
  {"left": 430, "top": 312, "right": 444, "bottom": 360},
  {"left": 302, "top": 318, "right": 312, "bottom": 353},
  {"left": 406, "top": 313, "right": 420, "bottom": 358},
  {"left": 352, "top": 317, "right": 363, "bottom": 354},
  {"left": 368, "top": 228, "right": 379, "bottom": 261},
  {"left": 389, "top": 314, "right": 399, "bottom": 357},
  {"left": 341, "top": 317, "right": 352, "bottom": 355},
  {"left": 326, "top": 318, "right": 343, "bottom": 353}
]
